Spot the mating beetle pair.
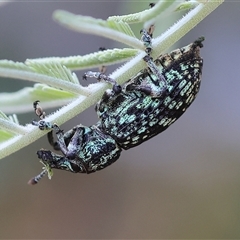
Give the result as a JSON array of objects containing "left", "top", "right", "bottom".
[{"left": 30, "top": 29, "right": 204, "bottom": 184}]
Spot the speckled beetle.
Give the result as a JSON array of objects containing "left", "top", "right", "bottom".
[
  {"left": 30, "top": 30, "right": 204, "bottom": 184},
  {"left": 90, "top": 36, "right": 204, "bottom": 150}
]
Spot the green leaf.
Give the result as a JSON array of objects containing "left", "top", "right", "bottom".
[
  {"left": 27, "top": 48, "right": 138, "bottom": 71},
  {"left": 0, "top": 59, "right": 31, "bottom": 71},
  {"left": 0, "top": 110, "right": 9, "bottom": 121},
  {"left": 0, "top": 112, "right": 26, "bottom": 140},
  {"left": 0, "top": 83, "right": 76, "bottom": 114},
  {"left": 108, "top": 0, "right": 182, "bottom": 24},
  {"left": 175, "top": 1, "right": 198, "bottom": 11},
  {"left": 0, "top": 59, "right": 89, "bottom": 96},
  {"left": 0, "top": 130, "right": 15, "bottom": 142},
  {"left": 8, "top": 114, "right": 19, "bottom": 124},
  {"left": 0, "top": 111, "right": 19, "bottom": 124},
  {"left": 26, "top": 61, "right": 79, "bottom": 84},
  {"left": 53, "top": 10, "right": 143, "bottom": 50},
  {"left": 53, "top": 10, "right": 136, "bottom": 37},
  {"left": 106, "top": 20, "right": 136, "bottom": 37}
]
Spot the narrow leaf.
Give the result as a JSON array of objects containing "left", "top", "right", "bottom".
[
  {"left": 54, "top": 11, "right": 136, "bottom": 37},
  {"left": 0, "top": 130, "right": 15, "bottom": 142},
  {"left": 26, "top": 61, "right": 80, "bottom": 84},
  {"left": 27, "top": 48, "right": 138, "bottom": 71},
  {"left": 108, "top": 0, "right": 183, "bottom": 24},
  {"left": 53, "top": 10, "right": 143, "bottom": 50},
  {"left": 0, "top": 110, "right": 9, "bottom": 120},
  {"left": 0, "top": 83, "right": 76, "bottom": 114},
  {"left": 0, "top": 59, "right": 32, "bottom": 71}
]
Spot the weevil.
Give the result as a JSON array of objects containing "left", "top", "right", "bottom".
[
  {"left": 90, "top": 36, "right": 204, "bottom": 150},
  {"left": 30, "top": 30, "right": 204, "bottom": 184}
]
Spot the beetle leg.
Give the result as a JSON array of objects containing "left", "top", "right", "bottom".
[
  {"left": 83, "top": 71, "right": 122, "bottom": 95},
  {"left": 36, "top": 150, "right": 83, "bottom": 173},
  {"left": 47, "top": 126, "right": 79, "bottom": 151}
]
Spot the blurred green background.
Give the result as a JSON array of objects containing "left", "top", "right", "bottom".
[{"left": 1, "top": 1, "right": 240, "bottom": 238}]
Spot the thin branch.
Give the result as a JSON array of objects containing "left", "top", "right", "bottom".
[{"left": 0, "top": 118, "right": 27, "bottom": 135}]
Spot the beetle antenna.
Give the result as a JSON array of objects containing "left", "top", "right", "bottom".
[{"left": 27, "top": 169, "right": 47, "bottom": 185}]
